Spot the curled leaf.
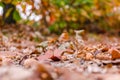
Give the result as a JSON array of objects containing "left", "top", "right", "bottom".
[
  {"left": 58, "top": 32, "right": 69, "bottom": 42},
  {"left": 109, "top": 48, "right": 120, "bottom": 60}
]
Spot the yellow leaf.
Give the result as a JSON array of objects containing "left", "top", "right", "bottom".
[
  {"left": 2, "top": 0, "right": 11, "bottom": 4},
  {"left": 80, "top": 9, "right": 90, "bottom": 19},
  {"left": 5, "top": 8, "right": 13, "bottom": 18}
]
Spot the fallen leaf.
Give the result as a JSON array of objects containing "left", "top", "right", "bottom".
[
  {"left": 85, "top": 53, "right": 94, "bottom": 60},
  {"left": 109, "top": 48, "right": 120, "bottom": 60},
  {"left": 58, "top": 32, "right": 69, "bottom": 42},
  {"left": 38, "top": 48, "right": 73, "bottom": 61},
  {"left": 38, "top": 50, "right": 53, "bottom": 61},
  {"left": 96, "top": 52, "right": 111, "bottom": 60}
]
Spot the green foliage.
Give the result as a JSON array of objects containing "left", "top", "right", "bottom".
[
  {"left": 49, "top": 20, "right": 67, "bottom": 33},
  {"left": 50, "top": 0, "right": 70, "bottom": 7},
  {"left": 13, "top": 10, "right": 21, "bottom": 21},
  {"left": 0, "top": 2, "right": 4, "bottom": 7},
  {"left": 0, "top": 1, "right": 21, "bottom": 24},
  {"left": 0, "top": 0, "right": 120, "bottom": 33},
  {"left": 48, "top": 0, "right": 120, "bottom": 33}
]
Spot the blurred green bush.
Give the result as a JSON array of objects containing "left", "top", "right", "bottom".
[{"left": 0, "top": 0, "right": 120, "bottom": 33}]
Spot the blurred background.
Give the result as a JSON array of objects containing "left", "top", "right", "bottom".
[{"left": 0, "top": 0, "right": 120, "bottom": 34}]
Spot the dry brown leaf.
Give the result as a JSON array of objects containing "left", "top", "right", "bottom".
[
  {"left": 85, "top": 53, "right": 94, "bottom": 60},
  {"left": 58, "top": 32, "right": 69, "bottom": 42},
  {"left": 77, "top": 51, "right": 86, "bottom": 58},
  {"left": 38, "top": 50, "right": 53, "bottom": 61},
  {"left": 96, "top": 52, "right": 111, "bottom": 60},
  {"left": 109, "top": 48, "right": 120, "bottom": 60}
]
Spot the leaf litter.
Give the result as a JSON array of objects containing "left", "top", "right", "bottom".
[{"left": 0, "top": 25, "right": 120, "bottom": 80}]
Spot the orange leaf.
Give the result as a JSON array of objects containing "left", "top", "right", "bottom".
[{"left": 109, "top": 48, "right": 120, "bottom": 60}]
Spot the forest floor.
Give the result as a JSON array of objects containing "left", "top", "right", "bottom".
[{"left": 0, "top": 25, "right": 120, "bottom": 80}]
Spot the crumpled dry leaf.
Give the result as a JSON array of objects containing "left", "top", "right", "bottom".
[
  {"left": 96, "top": 52, "right": 111, "bottom": 60},
  {"left": 58, "top": 32, "right": 69, "bottom": 42},
  {"left": 74, "top": 30, "right": 85, "bottom": 45},
  {"left": 37, "top": 41, "right": 49, "bottom": 48},
  {"left": 85, "top": 53, "right": 94, "bottom": 60},
  {"left": 38, "top": 49, "right": 53, "bottom": 61},
  {"left": 109, "top": 48, "right": 120, "bottom": 60},
  {"left": 58, "top": 42, "right": 71, "bottom": 50},
  {"left": 38, "top": 48, "right": 73, "bottom": 61}
]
